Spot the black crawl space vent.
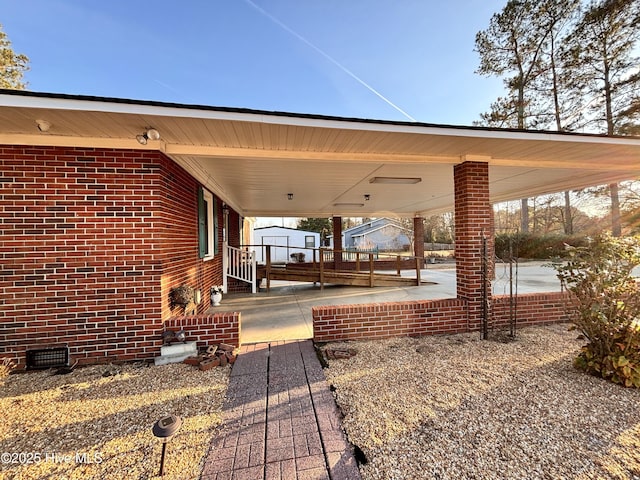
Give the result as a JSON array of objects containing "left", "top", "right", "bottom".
[{"left": 26, "top": 347, "right": 70, "bottom": 370}]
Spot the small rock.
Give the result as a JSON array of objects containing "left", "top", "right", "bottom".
[
  {"left": 325, "top": 348, "right": 357, "bottom": 360},
  {"left": 102, "top": 367, "right": 120, "bottom": 377}
]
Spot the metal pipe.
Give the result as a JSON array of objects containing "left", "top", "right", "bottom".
[
  {"left": 159, "top": 442, "right": 167, "bottom": 476},
  {"left": 482, "top": 235, "right": 488, "bottom": 340}
]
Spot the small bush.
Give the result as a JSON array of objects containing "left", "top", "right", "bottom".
[{"left": 551, "top": 234, "right": 640, "bottom": 388}]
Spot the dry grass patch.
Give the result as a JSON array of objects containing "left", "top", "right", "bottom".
[
  {"left": 0, "top": 362, "right": 229, "bottom": 480},
  {"left": 323, "top": 323, "right": 640, "bottom": 480}
]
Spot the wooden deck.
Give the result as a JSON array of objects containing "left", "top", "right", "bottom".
[{"left": 250, "top": 245, "right": 430, "bottom": 292}]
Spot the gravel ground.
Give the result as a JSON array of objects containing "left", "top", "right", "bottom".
[
  {"left": 322, "top": 324, "right": 640, "bottom": 480},
  {"left": 0, "top": 361, "right": 229, "bottom": 480}
]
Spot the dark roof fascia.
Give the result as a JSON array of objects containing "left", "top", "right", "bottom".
[{"left": 2, "top": 88, "right": 636, "bottom": 140}]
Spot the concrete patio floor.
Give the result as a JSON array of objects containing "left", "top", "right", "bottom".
[{"left": 214, "top": 262, "right": 564, "bottom": 344}]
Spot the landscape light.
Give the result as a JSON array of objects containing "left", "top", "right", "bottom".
[{"left": 152, "top": 415, "right": 182, "bottom": 476}]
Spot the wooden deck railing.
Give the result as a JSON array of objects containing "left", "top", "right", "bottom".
[{"left": 243, "top": 244, "right": 424, "bottom": 291}]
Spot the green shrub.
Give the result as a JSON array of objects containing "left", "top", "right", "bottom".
[
  {"left": 495, "top": 233, "right": 590, "bottom": 259},
  {"left": 551, "top": 234, "right": 640, "bottom": 388}
]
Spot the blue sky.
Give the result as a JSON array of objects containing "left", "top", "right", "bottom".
[{"left": 2, "top": 0, "right": 506, "bottom": 125}]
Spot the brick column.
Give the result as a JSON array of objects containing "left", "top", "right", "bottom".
[
  {"left": 454, "top": 161, "right": 494, "bottom": 331},
  {"left": 332, "top": 216, "right": 343, "bottom": 268},
  {"left": 227, "top": 208, "right": 241, "bottom": 247},
  {"left": 413, "top": 216, "right": 424, "bottom": 265}
]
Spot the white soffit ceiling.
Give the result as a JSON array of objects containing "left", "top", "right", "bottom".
[{"left": 0, "top": 91, "right": 638, "bottom": 217}]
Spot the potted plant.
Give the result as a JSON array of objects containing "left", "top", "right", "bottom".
[
  {"left": 211, "top": 286, "right": 223, "bottom": 306},
  {"left": 169, "top": 285, "right": 197, "bottom": 315},
  {"left": 170, "top": 285, "right": 194, "bottom": 308}
]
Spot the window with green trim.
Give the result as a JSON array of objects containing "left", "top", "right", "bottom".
[{"left": 198, "top": 187, "right": 218, "bottom": 259}]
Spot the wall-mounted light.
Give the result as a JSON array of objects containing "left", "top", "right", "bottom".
[
  {"left": 36, "top": 119, "right": 51, "bottom": 132},
  {"left": 136, "top": 127, "right": 161, "bottom": 145},
  {"left": 287, "top": 193, "right": 294, "bottom": 200}
]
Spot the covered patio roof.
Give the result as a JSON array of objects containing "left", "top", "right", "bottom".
[{"left": 1, "top": 89, "right": 639, "bottom": 218}]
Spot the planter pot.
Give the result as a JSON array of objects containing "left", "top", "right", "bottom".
[
  {"left": 212, "top": 292, "right": 223, "bottom": 306},
  {"left": 170, "top": 285, "right": 194, "bottom": 308}
]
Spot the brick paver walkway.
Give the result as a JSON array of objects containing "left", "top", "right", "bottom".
[{"left": 200, "top": 340, "right": 361, "bottom": 480}]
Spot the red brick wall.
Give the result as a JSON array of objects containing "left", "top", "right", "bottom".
[
  {"left": 492, "top": 292, "right": 572, "bottom": 328},
  {"left": 312, "top": 292, "right": 572, "bottom": 343},
  {"left": 227, "top": 209, "right": 240, "bottom": 247},
  {"left": 165, "top": 312, "right": 241, "bottom": 347},
  {"left": 1, "top": 145, "right": 236, "bottom": 367},
  {"left": 454, "top": 161, "right": 494, "bottom": 331},
  {"left": 226, "top": 278, "right": 254, "bottom": 293},
  {"left": 312, "top": 298, "right": 468, "bottom": 342},
  {"left": 156, "top": 154, "right": 223, "bottom": 317}
]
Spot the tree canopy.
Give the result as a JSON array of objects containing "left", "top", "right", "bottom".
[
  {"left": 475, "top": 0, "right": 640, "bottom": 236},
  {"left": 475, "top": 0, "right": 639, "bottom": 134},
  {"left": 0, "top": 24, "right": 29, "bottom": 90}
]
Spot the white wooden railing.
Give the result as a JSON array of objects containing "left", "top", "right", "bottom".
[{"left": 223, "top": 243, "right": 257, "bottom": 294}]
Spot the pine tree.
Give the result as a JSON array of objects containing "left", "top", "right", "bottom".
[
  {"left": 475, "top": 0, "right": 557, "bottom": 233},
  {"left": 476, "top": 0, "right": 640, "bottom": 236},
  {"left": 0, "top": 24, "right": 29, "bottom": 90},
  {"left": 565, "top": 0, "right": 640, "bottom": 235}
]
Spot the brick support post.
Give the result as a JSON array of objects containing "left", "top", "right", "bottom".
[
  {"left": 332, "top": 216, "right": 343, "bottom": 268},
  {"left": 454, "top": 161, "right": 494, "bottom": 331},
  {"left": 413, "top": 216, "right": 424, "bottom": 265}
]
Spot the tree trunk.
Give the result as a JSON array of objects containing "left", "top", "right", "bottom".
[
  {"left": 521, "top": 198, "right": 529, "bottom": 233},
  {"left": 564, "top": 191, "right": 573, "bottom": 235},
  {"left": 610, "top": 182, "right": 622, "bottom": 236},
  {"left": 601, "top": 56, "right": 622, "bottom": 237}
]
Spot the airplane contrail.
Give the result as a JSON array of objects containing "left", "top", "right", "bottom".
[{"left": 243, "top": 0, "right": 417, "bottom": 122}]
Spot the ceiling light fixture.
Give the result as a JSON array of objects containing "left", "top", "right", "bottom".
[
  {"left": 136, "top": 127, "right": 161, "bottom": 145},
  {"left": 364, "top": 194, "right": 370, "bottom": 201},
  {"left": 333, "top": 203, "right": 364, "bottom": 208},
  {"left": 287, "top": 193, "right": 294, "bottom": 200},
  {"left": 369, "top": 176, "right": 422, "bottom": 184}
]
